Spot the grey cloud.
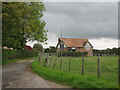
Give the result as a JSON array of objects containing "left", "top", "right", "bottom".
[{"left": 42, "top": 2, "right": 118, "bottom": 39}]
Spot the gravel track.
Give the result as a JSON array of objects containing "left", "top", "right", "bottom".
[{"left": 2, "top": 60, "right": 68, "bottom": 88}]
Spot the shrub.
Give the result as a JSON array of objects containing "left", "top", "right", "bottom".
[
  {"left": 57, "top": 51, "right": 88, "bottom": 57},
  {"left": 2, "top": 49, "right": 38, "bottom": 60}
]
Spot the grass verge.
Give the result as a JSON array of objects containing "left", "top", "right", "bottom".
[
  {"left": 31, "top": 60, "right": 119, "bottom": 88},
  {"left": 2, "top": 57, "right": 37, "bottom": 65}
]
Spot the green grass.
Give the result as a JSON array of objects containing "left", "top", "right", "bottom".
[
  {"left": 2, "top": 56, "right": 37, "bottom": 65},
  {"left": 48, "top": 56, "right": 118, "bottom": 85},
  {"left": 31, "top": 56, "right": 119, "bottom": 88}
]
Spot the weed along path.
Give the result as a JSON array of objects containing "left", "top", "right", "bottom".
[{"left": 2, "top": 60, "right": 68, "bottom": 88}]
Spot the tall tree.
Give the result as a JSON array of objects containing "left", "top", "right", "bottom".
[
  {"left": 49, "top": 46, "right": 56, "bottom": 53},
  {"left": 2, "top": 2, "right": 47, "bottom": 49},
  {"left": 44, "top": 46, "right": 56, "bottom": 53},
  {"left": 33, "top": 43, "right": 43, "bottom": 52}
]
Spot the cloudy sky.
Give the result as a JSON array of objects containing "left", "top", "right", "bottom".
[{"left": 27, "top": 1, "right": 118, "bottom": 49}]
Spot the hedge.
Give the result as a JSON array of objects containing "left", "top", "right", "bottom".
[
  {"left": 2, "top": 49, "right": 38, "bottom": 60},
  {"left": 57, "top": 51, "right": 88, "bottom": 57}
]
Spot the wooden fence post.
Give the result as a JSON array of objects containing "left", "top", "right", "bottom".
[
  {"left": 38, "top": 53, "right": 42, "bottom": 65},
  {"left": 98, "top": 57, "right": 100, "bottom": 78},
  {"left": 60, "top": 52, "right": 62, "bottom": 70},
  {"left": 47, "top": 57, "right": 49, "bottom": 67},
  {"left": 53, "top": 57, "right": 57, "bottom": 69},
  {"left": 43, "top": 57, "right": 48, "bottom": 67},
  {"left": 82, "top": 57, "right": 84, "bottom": 75},
  {"left": 118, "top": 58, "right": 120, "bottom": 85},
  {"left": 38, "top": 53, "right": 41, "bottom": 63},
  {"left": 68, "top": 56, "right": 71, "bottom": 72},
  {"left": 60, "top": 57, "right": 62, "bottom": 70}
]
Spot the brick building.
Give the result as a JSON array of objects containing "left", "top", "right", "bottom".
[{"left": 56, "top": 38, "right": 93, "bottom": 56}]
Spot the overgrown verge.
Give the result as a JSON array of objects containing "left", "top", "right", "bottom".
[
  {"left": 2, "top": 49, "right": 38, "bottom": 60},
  {"left": 2, "top": 57, "right": 37, "bottom": 65},
  {"left": 2, "top": 49, "right": 38, "bottom": 65},
  {"left": 31, "top": 60, "right": 119, "bottom": 88}
]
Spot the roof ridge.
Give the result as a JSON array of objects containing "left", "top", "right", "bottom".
[
  {"left": 59, "top": 38, "right": 89, "bottom": 47},
  {"left": 60, "top": 38, "right": 88, "bottom": 39}
]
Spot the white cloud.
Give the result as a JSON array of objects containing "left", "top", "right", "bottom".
[
  {"left": 27, "top": 35, "right": 118, "bottom": 50},
  {"left": 89, "top": 38, "right": 118, "bottom": 49},
  {"left": 43, "top": 0, "right": 119, "bottom": 2},
  {"left": 43, "top": 32, "right": 58, "bottom": 48},
  {"left": 27, "top": 2, "right": 118, "bottom": 49},
  {"left": 27, "top": 32, "right": 58, "bottom": 48}
]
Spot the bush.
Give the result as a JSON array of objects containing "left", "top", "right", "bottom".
[
  {"left": 2, "top": 49, "right": 38, "bottom": 60},
  {"left": 57, "top": 51, "right": 88, "bottom": 57}
]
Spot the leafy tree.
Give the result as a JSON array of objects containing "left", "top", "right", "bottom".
[
  {"left": 2, "top": 2, "right": 47, "bottom": 49},
  {"left": 44, "top": 46, "right": 56, "bottom": 53},
  {"left": 93, "top": 47, "right": 119, "bottom": 56},
  {"left": 33, "top": 43, "right": 43, "bottom": 52},
  {"left": 49, "top": 46, "right": 56, "bottom": 53},
  {"left": 44, "top": 48, "right": 50, "bottom": 53}
]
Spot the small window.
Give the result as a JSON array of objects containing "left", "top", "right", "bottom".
[{"left": 71, "top": 47, "right": 76, "bottom": 51}]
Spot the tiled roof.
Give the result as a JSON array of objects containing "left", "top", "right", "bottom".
[
  {"left": 59, "top": 38, "right": 88, "bottom": 47},
  {"left": 24, "top": 45, "right": 33, "bottom": 50}
]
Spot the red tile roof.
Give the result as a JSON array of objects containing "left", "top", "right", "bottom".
[
  {"left": 24, "top": 45, "right": 33, "bottom": 50},
  {"left": 59, "top": 38, "right": 89, "bottom": 47}
]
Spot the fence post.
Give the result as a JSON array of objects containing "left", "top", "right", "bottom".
[
  {"left": 68, "top": 56, "right": 71, "bottom": 72},
  {"left": 38, "top": 53, "right": 42, "bottom": 64},
  {"left": 38, "top": 53, "right": 40, "bottom": 62},
  {"left": 60, "top": 52, "right": 62, "bottom": 70},
  {"left": 43, "top": 57, "right": 48, "bottom": 67},
  {"left": 53, "top": 57, "right": 57, "bottom": 69},
  {"left": 47, "top": 57, "right": 49, "bottom": 67},
  {"left": 98, "top": 57, "right": 100, "bottom": 78},
  {"left": 118, "top": 58, "right": 120, "bottom": 85},
  {"left": 60, "top": 57, "right": 62, "bottom": 70},
  {"left": 82, "top": 56, "right": 84, "bottom": 75}
]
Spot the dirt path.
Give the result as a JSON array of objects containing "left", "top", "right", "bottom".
[{"left": 2, "top": 60, "right": 68, "bottom": 88}]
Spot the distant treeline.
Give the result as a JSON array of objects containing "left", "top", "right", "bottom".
[{"left": 93, "top": 47, "right": 120, "bottom": 56}]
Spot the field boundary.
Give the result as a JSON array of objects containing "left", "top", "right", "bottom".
[{"left": 31, "top": 60, "right": 119, "bottom": 88}]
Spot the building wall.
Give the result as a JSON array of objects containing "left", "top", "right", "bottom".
[
  {"left": 57, "top": 47, "right": 93, "bottom": 56},
  {"left": 76, "top": 48, "right": 93, "bottom": 56},
  {"left": 56, "top": 41, "right": 93, "bottom": 56},
  {"left": 85, "top": 49, "right": 93, "bottom": 56}
]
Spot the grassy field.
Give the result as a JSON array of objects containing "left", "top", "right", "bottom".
[
  {"left": 31, "top": 56, "right": 119, "bottom": 88},
  {"left": 47, "top": 56, "right": 118, "bottom": 84}
]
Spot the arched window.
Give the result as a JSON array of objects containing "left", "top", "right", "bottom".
[{"left": 71, "top": 47, "right": 76, "bottom": 51}]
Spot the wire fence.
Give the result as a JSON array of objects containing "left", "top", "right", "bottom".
[{"left": 38, "top": 52, "right": 119, "bottom": 85}]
